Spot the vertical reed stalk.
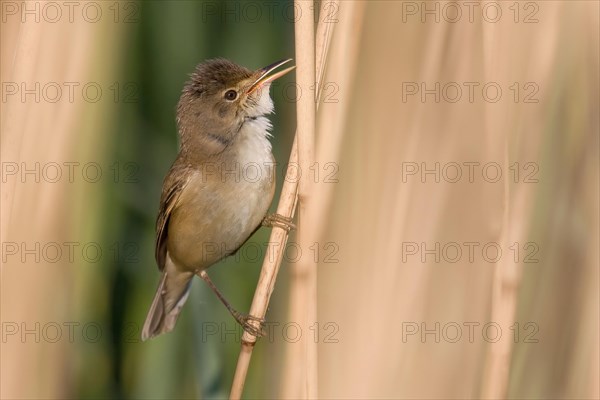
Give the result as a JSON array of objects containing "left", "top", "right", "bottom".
[
  {"left": 480, "top": 16, "right": 525, "bottom": 398},
  {"left": 294, "top": 0, "right": 317, "bottom": 397},
  {"left": 229, "top": 1, "right": 337, "bottom": 398}
]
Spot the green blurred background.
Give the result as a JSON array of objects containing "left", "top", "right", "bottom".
[{"left": 82, "top": 2, "right": 296, "bottom": 398}]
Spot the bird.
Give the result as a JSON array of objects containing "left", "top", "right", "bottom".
[{"left": 141, "top": 58, "right": 295, "bottom": 341}]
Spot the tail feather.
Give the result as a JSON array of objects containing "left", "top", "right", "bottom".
[{"left": 141, "top": 264, "right": 193, "bottom": 341}]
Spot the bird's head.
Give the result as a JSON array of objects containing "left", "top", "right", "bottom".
[{"left": 176, "top": 58, "right": 294, "bottom": 154}]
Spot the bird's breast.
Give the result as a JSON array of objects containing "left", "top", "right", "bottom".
[{"left": 167, "top": 119, "right": 276, "bottom": 270}]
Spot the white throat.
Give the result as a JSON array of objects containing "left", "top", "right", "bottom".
[
  {"left": 236, "top": 116, "right": 273, "bottom": 158},
  {"left": 236, "top": 84, "right": 275, "bottom": 157}
]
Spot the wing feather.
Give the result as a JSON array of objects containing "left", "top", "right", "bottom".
[{"left": 155, "top": 164, "right": 192, "bottom": 270}]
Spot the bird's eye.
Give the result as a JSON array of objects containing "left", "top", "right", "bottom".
[{"left": 224, "top": 90, "right": 238, "bottom": 101}]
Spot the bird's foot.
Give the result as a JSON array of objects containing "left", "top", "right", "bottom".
[
  {"left": 232, "top": 311, "right": 266, "bottom": 337},
  {"left": 197, "top": 270, "right": 266, "bottom": 337},
  {"left": 262, "top": 213, "right": 296, "bottom": 232}
]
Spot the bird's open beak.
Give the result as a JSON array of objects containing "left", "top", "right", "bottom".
[{"left": 247, "top": 59, "right": 295, "bottom": 95}]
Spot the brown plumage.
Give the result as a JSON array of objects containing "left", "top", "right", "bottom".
[{"left": 142, "top": 59, "right": 294, "bottom": 341}]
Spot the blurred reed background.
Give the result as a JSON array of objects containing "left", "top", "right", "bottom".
[{"left": 1, "top": 1, "right": 598, "bottom": 399}]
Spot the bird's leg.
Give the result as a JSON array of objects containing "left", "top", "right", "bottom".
[
  {"left": 262, "top": 213, "right": 296, "bottom": 232},
  {"left": 196, "top": 270, "right": 265, "bottom": 337}
]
